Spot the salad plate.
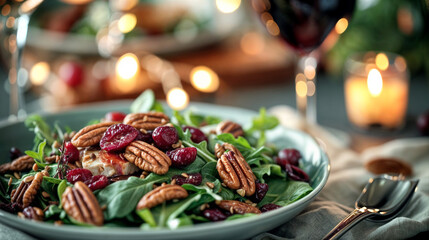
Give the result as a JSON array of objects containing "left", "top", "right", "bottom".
[{"left": 0, "top": 100, "right": 329, "bottom": 240}]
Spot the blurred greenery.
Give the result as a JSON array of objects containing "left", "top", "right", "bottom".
[{"left": 326, "top": 0, "right": 429, "bottom": 76}]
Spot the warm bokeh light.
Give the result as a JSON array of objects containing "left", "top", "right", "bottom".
[
  {"left": 61, "top": 0, "right": 93, "bottom": 4},
  {"left": 167, "top": 88, "right": 189, "bottom": 110},
  {"left": 335, "top": 18, "right": 348, "bottom": 34},
  {"left": 395, "top": 56, "right": 407, "bottom": 72},
  {"left": 118, "top": 13, "right": 137, "bottom": 34},
  {"left": 20, "top": 0, "right": 43, "bottom": 14},
  {"left": 397, "top": 7, "right": 413, "bottom": 35},
  {"left": 260, "top": 12, "right": 273, "bottom": 23},
  {"left": 296, "top": 81, "right": 307, "bottom": 97},
  {"left": 30, "top": 62, "right": 50, "bottom": 86},
  {"left": 190, "top": 66, "right": 219, "bottom": 93},
  {"left": 110, "top": 0, "right": 138, "bottom": 11},
  {"left": 304, "top": 66, "right": 316, "bottom": 80},
  {"left": 116, "top": 53, "right": 139, "bottom": 79},
  {"left": 1, "top": 4, "right": 11, "bottom": 16},
  {"left": 240, "top": 31, "right": 265, "bottom": 55},
  {"left": 367, "top": 69, "right": 383, "bottom": 97},
  {"left": 6, "top": 16, "right": 14, "bottom": 28},
  {"left": 295, "top": 73, "right": 306, "bottom": 82},
  {"left": 216, "top": 0, "right": 241, "bottom": 14},
  {"left": 307, "top": 80, "right": 316, "bottom": 96},
  {"left": 266, "top": 20, "right": 280, "bottom": 36},
  {"left": 375, "top": 53, "right": 389, "bottom": 71}
]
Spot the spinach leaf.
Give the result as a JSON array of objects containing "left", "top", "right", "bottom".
[
  {"left": 44, "top": 204, "right": 65, "bottom": 219},
  {"left": 167, "top": 213, "right": 193, "bottom": 229},
  {"left": 252, "top": 164, "right": 285, "bottom": 183},
  {"left": 96, "top": 175, "right": 169, "bottom": 220},
  {"left": 130, "top": 89, "right": 156, "bottom": 113},
  {"left": 57, "top": 180, "right": 68, "bottom": 205},
  {"left": 136, "top": 208, "right": 156, "bottom": 227},
  {"left": 149, "top": 193, "right": 202, "bottom": 227},
  {"left": 216, "top": 133, "right": 252, "bottom": 150},
  {"left": 173, "top": 110, "right": 221, "bottom": 127},
  {"left": 259, "top": 178, "right": 313, "bottom": 207},
  {"left": 0, "top": 176, "right": 9, "bottom": 202}
]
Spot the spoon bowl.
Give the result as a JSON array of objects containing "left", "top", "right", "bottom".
[{"left": 323, "top": 175, "right": 419, "bottom": 240}]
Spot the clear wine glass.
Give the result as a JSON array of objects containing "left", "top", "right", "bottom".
[
  {"left": 0, "top": 0, "right": 43, "bottom": 121},
  {"left": 252, "top": 0, "right": 355, "bottom": 125}
]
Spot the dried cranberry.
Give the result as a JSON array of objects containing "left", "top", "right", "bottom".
[
  {"left": 172, "top": 173, "right": 202, "bottom": 186},
  {"left": 66, "top": 168, "right": 93, "bottom": 184},
  {"left": 135, "top": 130, "right": 154, "bottom": 144},
  {"left": 62, "top": 141, "right": 79, "bottom": 163},
  {"left": 9, "top": 147, "right": 23, "bottom": 160},
  {"left": 100, "top": 123, "right": 139, "bottom": 152},
  {"left": 152, "top": 126, "right": 179, "bottom": 150},
  {"left": 86, "top": 175, "right": 109, "bottom": 191},
  {"left": 203, "top": 208, "right": 228, "bottom": 222},
  {"left": 417, "top": 111, "right": 429, "bottom": 136},
  {"left": 59, "top": 61, "right": 84, "bottom": 87},
  {"left": 251, "top": 182, "right": 269, "bottom": 203},
  {"left": 183, "top": 126, "right": 208, "bottom": 143},
  {"left": 22, "top": 206, "right": 43, "bottom": 221},
  {"left": 285, "top": 164, "right": 310, "bottom": 182},
  {"left": 167, "top": 147, "right": 197, "bottom": 168},
  {"left": 0, "top": 202, "right": 20, "bottom": 213},
  {"left": 277, "top": 148, "right": 302, "bottom": 167},
  {"left": 105, "top": 111, "right": 127, "bottom": 122},
  {"left": 260, "top": 203, "right": 281, "bottom": 213}
]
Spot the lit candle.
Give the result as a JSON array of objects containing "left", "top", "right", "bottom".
[{"left": 344, "top": 52, "right": 409, "bottom": 129}]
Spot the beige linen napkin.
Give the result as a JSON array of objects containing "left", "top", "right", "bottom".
[{"left": 251, "top": 106, "right": 429, "bottom": 240}]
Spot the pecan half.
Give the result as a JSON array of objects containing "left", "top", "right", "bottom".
[
  {"left": 216, "top": 200, "right": 261, "bottom": 214},
  {"left": 0, "top": 155, "right": 34, "bottom": 173},
  {"left": 136, "top": 184, "right": 188, "bottom": 210},
  {"left": 123, "top": 141, "right": 171, "bottom": 174},
  {"left": 71, "top": 122, "right": 116, "bottom": 147},
  {"left": 216, "top": 121, "right": 244, "bottom": 138},
  {"left": 62, "top": 181, "right": 103, "bottom": 226},
  {"left": 216, "top": 143, "right": 256, "bottom": 196},
  {"left": 123, "top": 112, "right": 169, "bottom": 131},
  {"left": 11, "top": 172, "right": 44, "bottom": 208}
]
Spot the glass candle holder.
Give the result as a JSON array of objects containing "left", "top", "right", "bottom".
[{"left": 344, "top": 52, "right": 409, "bottom": 129}]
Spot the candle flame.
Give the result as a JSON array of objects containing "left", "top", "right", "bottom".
[
  {"left": 335, "top": 18, "right": 348, "bottom": 34},
  {"left": 367, "top": 69, "right": 383, "bottom": 97},
  {"left": 375, "top": 53, "right": 389, "bottom": 71}
]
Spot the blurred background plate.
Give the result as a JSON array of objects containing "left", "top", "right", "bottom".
[{"left": 26, "top": 0, "right": 245, "bottom": 55}]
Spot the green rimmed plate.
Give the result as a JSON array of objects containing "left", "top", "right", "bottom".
[{"left": 0, "top": 101, "right": 329, "bottom": 240}]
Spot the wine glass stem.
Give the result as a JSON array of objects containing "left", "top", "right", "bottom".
[
  {"left": 9, "top": 13, "right": 30, "bottom": 120},
  {"left": 296, "top": 54, "right": 317, "bottom": 124}
]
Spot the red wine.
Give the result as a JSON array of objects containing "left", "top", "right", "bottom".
[{"left": 254, "top": 0, "right": 355, "bottom": 53}]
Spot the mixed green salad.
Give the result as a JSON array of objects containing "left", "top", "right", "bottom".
[{"left": 0, "top": 90, "right": 313, "bottom": 229}]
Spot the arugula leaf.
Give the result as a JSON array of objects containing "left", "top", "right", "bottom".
[
  {"left": 173, "top": 110, "right": 221, "bottom": 127},
  {"left": 259, "top": 179, "right": 313, "bottom": 207},
  {"left": 96, "top": 175, "right": 170, "bottom": 220},
  {"left": 25, "top": 140, "right": 46, "bottom": 166},
  {"left": 25, "top": 115, "right": 55, "bottom": 146},
  {"left": 246, "top": 108, "right": 279, "bottom": 147},
  {"left": 130, "top": 89, "right": 155, "bottom": 113},
  {"left": 136, "top": 208, "right": 156, "bottom": 227},
  {"left": 216, "top": 133, "right": 252, "bottom": 149},
  {"left": 174, "top": 124, "right": 216, "bottom": 163},
  {"left": 252, "top": 164, "right": 285, "bottom": 183}
]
